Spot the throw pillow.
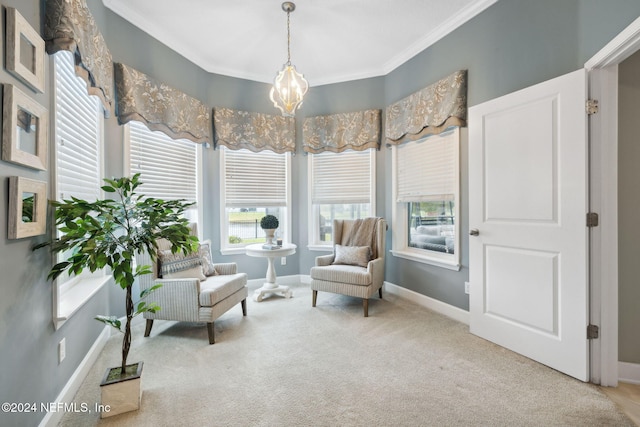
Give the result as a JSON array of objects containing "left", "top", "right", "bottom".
[
  {"left": 199, "top": 241, "right": 218, "bottom": 276},
  {"left": 164, "top": 265, "right": 206, "bottom": 281},
  {"left": 158, "top": 249, "right": 206, "bottom": 281},
  {"left": 332, "top": 244, "right": 371, "bottom": 268}
]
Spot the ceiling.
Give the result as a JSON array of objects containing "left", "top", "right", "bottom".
[{"left": 102, "top": 0, "right": 497, "bottom": 87}]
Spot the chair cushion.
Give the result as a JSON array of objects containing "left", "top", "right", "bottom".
[
  {"left": 199, "top": 273, "right": 247, "bottom": 306},
  {"left": 310, "top": 264, "right": 372, "bottom": 286},
  {"left": 332, "top": 244, "right": 371, "bottom": 268}
]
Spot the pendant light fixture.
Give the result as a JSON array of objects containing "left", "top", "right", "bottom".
[{"left": 269, "top": 1, "right": 309, "bottom": 117}]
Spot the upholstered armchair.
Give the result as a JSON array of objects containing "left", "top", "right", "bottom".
[
  {"left": 137, "top": 225, "right": 248, "bottom": 344},
  {"left": 310, "top": 217, "right": 387, "bottom": 317}
]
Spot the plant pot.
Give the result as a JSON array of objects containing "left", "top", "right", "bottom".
[
  {"left": 99, "top": 362, "right": 143, "bottom": 418},
  {"left": 263, "top": 228, "right": 276, "bottom": 245}
]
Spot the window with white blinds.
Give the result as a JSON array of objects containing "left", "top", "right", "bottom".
[
  {"left": 310, "top": 150, "right": 373, "bottom": 205},
  {"left": 308, "top": 149, "right": 375, "bottom": 247},
  {"left": 220, "top": 147, "right": 290, "bottom": 252},
  {"left": 54, "top": 50, "right": 102, "bottom": 202},
  {"left": 53, "top": 50, "right": 106, "bottom": 322},
  {"left": 223, "top": 148, "right": 287, "bottom": 208},
  {"left": 127, "top": 120, "right": 198, "bottom": 204},
  {"left": 396, "top": 130, "right": 457, "bottom": 203},
  {"left": 391, "top": 127, "right": 461, "bottom": 270}
]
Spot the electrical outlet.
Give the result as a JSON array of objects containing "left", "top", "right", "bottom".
[
  {"left": 58, "top": 338, "right": 66, "bottom": 363},
  {"left": 281, "top": 257, "right": 286, "bottom": 265},
  {"left": 464, "top": 282, "right": 470, "bottom": 295}
]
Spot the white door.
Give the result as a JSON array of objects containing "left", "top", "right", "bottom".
[{"left": 469, "top": 69, "right": 589, "bottom": 381}]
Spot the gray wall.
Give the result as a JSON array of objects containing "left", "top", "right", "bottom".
[
  {"left": 618, "top": 50, "right": 640, "bottom": 364},
  {"left": 0, "top": 3, "right": 110, "bottom": 427},
  {"left": 2, "top": 0, "right": 640, "bottom": 425},
  {"left": 383, "top": 0, "right": 640, "bottom": 310}
]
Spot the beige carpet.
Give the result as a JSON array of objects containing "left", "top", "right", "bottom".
[{"left": 61, "top": 284, "right": 633, "bottom": 426}]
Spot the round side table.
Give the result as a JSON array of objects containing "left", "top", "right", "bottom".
[{"left": 245, "top": 243, "right": 297, "bottom": 302}]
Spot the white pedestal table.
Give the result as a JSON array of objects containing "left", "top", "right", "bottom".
[{"left": 245, "top": 243, "right": 297, "bottom": 302}]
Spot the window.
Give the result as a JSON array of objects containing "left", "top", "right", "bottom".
[
  {"left": 391, "top": 127, "right": 461, "bottom": 270},
  {"left": 220, "top": 147, "right": 291, "bottom": 254},
  {"left": 125, "top": 120, "right": 202, "bottom": 227},
  {"left": 308, "top": 149, "right": 376, "bottom": 248},
  {"left": 52, "top": 50, "right": 105, "bottom": 327}
]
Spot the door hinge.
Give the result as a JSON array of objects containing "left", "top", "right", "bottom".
[
  {"left": 586, "top": 99, "right": 599, "bottom": 115},
  {"left": 587, "top": 324, "right": 599, "bottom": 339},
  {"left": 586, "top": 212, "right": 599, "bottom": 227}
]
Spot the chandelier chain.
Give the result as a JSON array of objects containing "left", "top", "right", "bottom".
[{"left": 286, "top": 11, "right": 291, "bottom": 65}]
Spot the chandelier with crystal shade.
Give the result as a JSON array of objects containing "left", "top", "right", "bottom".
[{"left": 269, "top": 2, "right": 308, "bottom": 117}]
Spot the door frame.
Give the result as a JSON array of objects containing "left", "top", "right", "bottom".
[{"left": 585, "top": 16, "right": 640, "bottom": 386}]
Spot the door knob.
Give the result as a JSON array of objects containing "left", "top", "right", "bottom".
[{"left": 469, "top": 229, "right": 480, "bottom": 236}]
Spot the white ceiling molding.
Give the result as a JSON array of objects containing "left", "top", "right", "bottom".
[
  {"left": 102, "top": 0, "right": 497, "bottom": 87},
  {"left": 380, "top": 0, "right": 498, "bottom": 76}
]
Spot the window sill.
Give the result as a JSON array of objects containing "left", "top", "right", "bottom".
[
  {"left": 390, "top": 249, "right": 461, "bottom": 271},
  {"left": 220, "top": 247, "right": 249, "bottom": 256},
  {"left": 307, "top": 244, "right": 333, "bottom": 252},
  {"left": 55, "top": 275, "right": 111, "bottom": 329}
]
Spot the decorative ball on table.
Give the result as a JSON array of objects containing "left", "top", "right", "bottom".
[{"left": 260, "top": 214, "right": 279, "bottom": 244}]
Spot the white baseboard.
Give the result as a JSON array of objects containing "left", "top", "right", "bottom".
[
  {"left": 39, "top": 326, "right": 110, "bottom": 427},
  {"left": 298, "top": 277, "right": 468, "bottom": 323},
  {"left": 383, "top": 281, "right": 470, "bottom": 325},
  {"left": 618, "top": 361, "right": 640, "bottom": 384}
]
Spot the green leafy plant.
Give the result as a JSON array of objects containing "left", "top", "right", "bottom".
[
  {"left": 34, "top": 174, "right": 198, "bottom": 375},
  {"left": 260, "top": 214, "right": 279, "bottom": 230}
]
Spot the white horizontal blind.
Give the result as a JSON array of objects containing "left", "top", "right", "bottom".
[
  {"left": 396, "top": 129, "right": 458, "bottom": 202},
  {"left": 54, "top": 50, "right": 102, "bottom": 202},
  {"left": 128, "top": 120, "right": 197, "bottom": 203},
  {"left": 224, "top": 148, "right": 287, "bottom": 207},
  {"left": 311, "top": 150, "right": 372, "bottom": 204}
]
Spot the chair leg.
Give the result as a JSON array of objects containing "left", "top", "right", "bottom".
[
  {"left": 241, "top": 299, "right": 247, "bottom": 316},
  {"left": 363, "top": 299, "right": 369, "bottom": 317},
  {"left": 144, "top": 319, "right": 154, "bottom": 337},
  {"left": 207, "top": 322, "right": 215, "bottom": 345},
  {"left": 379, "top": 287, "right": 383, "bottom": 299},
  {"left": 312, "top": 290, "right": 317, "bottom": 307}
]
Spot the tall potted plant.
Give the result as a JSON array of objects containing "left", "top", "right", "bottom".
[{"left": 34, "top": 174, "right": 198, "bottom": 416}]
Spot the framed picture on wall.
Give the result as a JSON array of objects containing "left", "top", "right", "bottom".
[
  {"left": 5, "top": 7, "right": 46, "bottom": 93},
  {"left": 8, "top": 176, "right": 47, "bottom": 239},
  {"left": 2, "top": 84, "right": 49, "bottom": 171}
]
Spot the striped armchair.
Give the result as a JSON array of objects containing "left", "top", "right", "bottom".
[
  {"left": 137, "top": 225, "right": 248, "bottom": 344},
  {"left": 310, "top": 218, "right": 387, "bottom": 317}
]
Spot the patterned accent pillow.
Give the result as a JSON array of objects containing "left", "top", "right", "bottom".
[
  {"left": 199, "top": 241, "right": 218, "bottom": 276},
  {"left": 164, "top": 265, "right": 206, "bottom": 281},
  {"left": 158, "top": 249, "right": 206, "bottom": 281},
  {"left": 332, "top": 244, "right": 371, "bottom": 268}
]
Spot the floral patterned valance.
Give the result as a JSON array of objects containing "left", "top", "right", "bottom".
[
  {"left": 386, "top": 70, "right": 467, "bottom": 146},
  {"left": 302, "top": 109, "right": 381, "bottom": 154},
  {"left": 213, "top": 108, "right": 295, "bottom": 154},
  {"left": 114, "top": 63, "right": 211, "bottom": 144},
  {"left": 44, "top": 0, "right": 113, "bottom": 116}
]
